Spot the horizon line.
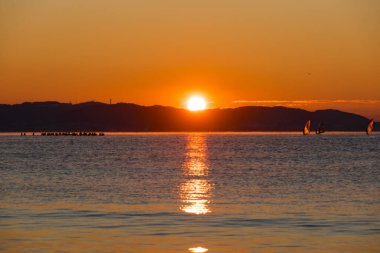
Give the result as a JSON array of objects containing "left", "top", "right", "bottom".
[{"left": 1, "top": 100, "right": 378, "bottom": 120}]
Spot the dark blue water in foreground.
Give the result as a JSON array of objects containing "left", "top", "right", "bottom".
[{"left": 0, "top": 133, "right": 379, "bottom": 252}]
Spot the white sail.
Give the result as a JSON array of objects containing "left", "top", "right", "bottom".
[
  {"left": 303, "top": 120, "right": 311, "bottom": 135},
  {"left": 366, "top": 119, "right": 374, "bottom": 135}
]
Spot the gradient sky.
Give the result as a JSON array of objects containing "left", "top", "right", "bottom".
[{"left": 1, "top": 0, "right": 379, "bottom": 119}]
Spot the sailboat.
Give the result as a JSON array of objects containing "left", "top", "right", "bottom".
[
  {"left": 303, "top": 120, "right": 311, "bottom": 135},
  {"left": 316, "top": 122, "right": 325, "bottom": 134},
  {"left": 366, "top": 119, "right": 374, "bottom": 135}
]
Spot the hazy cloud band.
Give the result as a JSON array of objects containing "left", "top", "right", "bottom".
[{"left": 232, "top": 100, "right": 380, "bottom": 104}]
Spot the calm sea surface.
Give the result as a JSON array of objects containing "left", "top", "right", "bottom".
[{"left": 0, "top": 133, "right": 379, "bottom": 252}]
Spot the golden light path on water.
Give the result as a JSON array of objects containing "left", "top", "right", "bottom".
[
  {"left": 188, "top": 246, "right": 209, "bottom": 252},
  {"left": 180, "top": 134, "right": 212, "bottom": 215},
  {"left": 180, "top": 135, "right": 211, "bottom": 251}
]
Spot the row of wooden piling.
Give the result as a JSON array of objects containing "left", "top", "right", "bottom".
[{"left": 20, "top": 132, "right": 105, "bottom": 136}]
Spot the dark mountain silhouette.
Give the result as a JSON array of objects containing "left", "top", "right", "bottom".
[{"left": 0, "top": 101, "right": 376, "bottom": 132}]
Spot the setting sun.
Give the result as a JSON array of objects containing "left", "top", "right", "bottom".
[{"left": 187, "top": 96, "right": 207, "bottom": 111}]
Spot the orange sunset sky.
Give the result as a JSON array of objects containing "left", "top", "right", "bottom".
[{"left": 1, "top": 0, "right": 379, "bottom": 120}]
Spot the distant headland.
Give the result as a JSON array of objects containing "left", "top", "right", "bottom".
[{"left": 0, "top": 101, "right": 376, "bottom": 132}]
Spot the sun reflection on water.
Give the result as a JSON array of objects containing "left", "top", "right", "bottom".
[
  {"left": 180, "top": 179, "right": 212, "bottom": 215},
  {"left": 180, "top": 134, "right": 212, "bottom": 215},
  {"left": 189, "top": 246, "right": 209, "bottom": 252}
]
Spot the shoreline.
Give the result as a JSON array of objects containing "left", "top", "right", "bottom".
[{"left": 0, "top": 131, "right": 378, "bottom": 136}]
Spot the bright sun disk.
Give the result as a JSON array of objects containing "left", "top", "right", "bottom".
[{"left": 187, "top": 96, "right": 206, "bottom": 111}]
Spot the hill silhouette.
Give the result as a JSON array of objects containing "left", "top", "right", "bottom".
[{"left": 0, "top": 101, "right": 376, "bottom": 132}]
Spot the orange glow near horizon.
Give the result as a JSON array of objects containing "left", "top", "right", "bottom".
[{"left": 0, "top": 1, "right": 379, "bottom": 120}]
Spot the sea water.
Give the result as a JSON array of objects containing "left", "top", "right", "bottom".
[{"left": 0, "top": 133, "right": 379, "bottom": 252}]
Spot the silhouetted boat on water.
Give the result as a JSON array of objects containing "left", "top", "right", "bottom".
[
  {"left": 303, "top": 120, "right": 311, "bottom": 135},
  {"left": 316, "top": 122, "right": 325, "bottom": 134},
  {"left": 366, "top": 119, "right": 374, "bottom": 135}
]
